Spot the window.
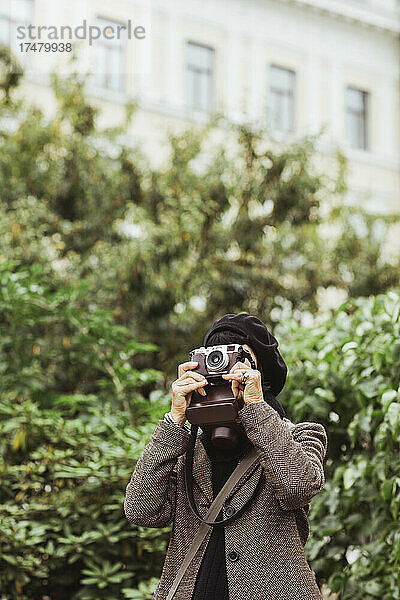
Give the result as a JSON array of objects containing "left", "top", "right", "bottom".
[
  {"left": 93, "top": 17, "right": 127, "bottom": 93},
  {"left": 346, "top": 86, "right": 369, "bottom": 150},
  {"left": 185, "top": 41, "right": 214, "bottom": 112},
  {"left": 269, "top": 65, "right": 295, "bottom": 133},
  {"left": 0, "top": 0, "right": 32, "bottom": 63}
]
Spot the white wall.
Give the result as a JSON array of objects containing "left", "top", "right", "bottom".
[{"left": 6, "top": 0, "right": 400, "bottom": 213}]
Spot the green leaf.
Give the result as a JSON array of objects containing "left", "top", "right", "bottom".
[
  {"left": 381, "top": 390, "right": 398, "bottom": 411},
  {"left": 387, "top": 402, "right": 400, "bottom": 431},
  {"left": 314, "top": 387, "right": 335, "bottom": 402},
  {"left": 343, "top": 466, "right": 358, "bottom": 490},
  {"left": 380, "top": 479, "right": 394, "bottom": 501}
]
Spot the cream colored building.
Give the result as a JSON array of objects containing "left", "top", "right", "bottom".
[{"left": 1, "top": 0, "right": 399, "bottom": 213}]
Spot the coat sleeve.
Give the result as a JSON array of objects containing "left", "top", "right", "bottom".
[
  {"left": 124, "top": 419, "right": 192, "bottom": 527},
  {"left": 239, "top": 401, "right": 328, "bottom": 511}
]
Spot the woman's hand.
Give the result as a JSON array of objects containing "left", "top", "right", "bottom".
[
  {"left": 170, "top": 361, "right": 207, "bottom": 426},
  {"left": 222, "top": 358, "right": 264, "bottom": 405}
]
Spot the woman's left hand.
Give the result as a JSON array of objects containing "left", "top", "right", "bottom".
[{"left": 222, "top": 358, "right": 264, "bottom": 405}]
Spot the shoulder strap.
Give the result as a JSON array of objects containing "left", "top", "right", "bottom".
[{"left": 166, "top": 445, "right": 259, "bottom": 600}]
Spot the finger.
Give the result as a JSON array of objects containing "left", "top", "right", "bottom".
[
  {"left": 230, "top": 361, "right": 250, "bottom": 373},
  {"left": 231, "top": 379, "right": 241, "bottom": 397},
  {"left": 179, "top": 371, "right": 207, "bottom": 383},
  {"left": 180, "top": 375, "right": 208, "bottom": 394},
  {"left": 222, "top": 372, "right": 247, "bottom": 381},
  {"left": 175, "top": 378, "right": 206, "bottom": 390},
  {"left": 244, "top": 358, "right": 251, "bottom": 367},
  {"left": 189, "top": 379, "right": 207, "bottom": 396},
  {"left": 175, "top": 380, "right": 207, "bottom": 395},
  {"left": 178, "top": 361, "right": 199, "bottom": 377},
  {"left": 185, "top": 381, "right": 207, "bottom": 396}
]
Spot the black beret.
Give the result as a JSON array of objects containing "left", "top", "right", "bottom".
[{"left": 203, "top": 312, "right": 287, "bottom": 397}]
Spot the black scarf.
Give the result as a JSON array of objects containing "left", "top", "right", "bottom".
[{"left": 191, "top": 430, "right": 252, "bottom": 600}]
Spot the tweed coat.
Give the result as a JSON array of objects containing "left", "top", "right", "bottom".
[{"left": 124, "top": 401, "right": 328, "bottom": 600}]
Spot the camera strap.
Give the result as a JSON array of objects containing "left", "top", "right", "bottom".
[{"left": 184, "top": 424, "right": 262, "bottom": 527}]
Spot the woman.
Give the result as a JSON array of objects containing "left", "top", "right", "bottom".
[{"left": 124, "top": 313, "right": 328, "bottom": 599}]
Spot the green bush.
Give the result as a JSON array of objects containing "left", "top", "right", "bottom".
[
  {"left": 276, "top": 290, "right": 400, "bottom": 599},
  {"left": 1, "top": 257, "right": 399, "bottom": 599},
  {"left": 0, "top": 54, "right": 398, "bottom": 384},
  {"left": 0, "top": 260, "right": 167, "bottom": 600}
]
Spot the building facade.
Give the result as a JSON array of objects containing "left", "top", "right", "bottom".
[{"left": 1, "top": 0, "right": 399, "bottom": 213}]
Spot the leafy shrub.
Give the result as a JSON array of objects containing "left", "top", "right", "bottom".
[
  {"left": 0, "top": 260, "right": 168, "bottom": 600},
  {"left": 0, "top": 55, "right": 398, "bottom": 384},
  {"left": 276, "top": 290, "right": 400, "bottom": 599},
  {"left": 1, "top": 257, "right": 398, "bottom": 599}
]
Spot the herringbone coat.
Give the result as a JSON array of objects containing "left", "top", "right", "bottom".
[{"left": 124, "top": 401, "right": 328, "bottom": 600}]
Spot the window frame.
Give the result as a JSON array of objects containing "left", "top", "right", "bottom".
[
  {"left": 346, "top": 85, "right": 369, "bottom": 151},
  {"left": 268, "top": 63, "right": 296, "bottom": 133},
  {"left": 92, "top": 15, "right": 127, "bottom": 94},
  {"left": 184, "top": 40, "right": 215, "bottom": 113}
]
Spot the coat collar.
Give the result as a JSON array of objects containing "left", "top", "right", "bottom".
[
  {"left": 190, "top": 417, "right": 296, "bottom": 507},
  {"left": 191, "top": 432, "right": 262, "bottom": 506}
]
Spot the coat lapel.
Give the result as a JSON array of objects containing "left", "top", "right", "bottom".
[
  {"left": 227, "top": 418, "right": 296, "bottom": 507},
  {"left": 225, "top": 453, "right": 262, "bottom": 503},
  {"left": 191, "top": 419, "right": 296, "bottom": 509}
]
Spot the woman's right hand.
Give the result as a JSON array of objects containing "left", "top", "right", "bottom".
[{"left": 170, "top": 361, "right": 207, "bottom": 426}]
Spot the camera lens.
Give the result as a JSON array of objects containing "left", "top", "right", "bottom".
[
  {"left": 206, "top": 349, "right": 228, "bottom": 371},
  {"left": 209, "top": 350, "right": 223, "bottom": 366}
]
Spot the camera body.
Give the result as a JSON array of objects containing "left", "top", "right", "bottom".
[{"left": 186, "top": 344, "right": 254, "bottom": 427}]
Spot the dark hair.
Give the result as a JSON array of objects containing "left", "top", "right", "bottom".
[
  {"left": 205, "top": 329, "right": 281, "bottom": 411},
  {"left": 205, "top": 330, "right": 250, "bottom": 350}
]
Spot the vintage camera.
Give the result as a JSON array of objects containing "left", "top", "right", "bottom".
[{"left": 186, "top": 344, "right": 255, "bottom": 448}]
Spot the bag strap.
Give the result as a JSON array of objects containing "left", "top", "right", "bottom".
[{"left": 166, "top": 445, "right": 259, "bottom": 600}]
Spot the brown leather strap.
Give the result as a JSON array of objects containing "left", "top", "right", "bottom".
[{"left": 166, "top": 447, "right": 259, "bottom": 600}]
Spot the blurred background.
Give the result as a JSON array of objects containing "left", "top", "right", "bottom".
[
  {"left": 0, "top": 1, "right": 399, "bottom": 599},
  {"left": 3, "top": 0, "right": 399, "bottom": 209}
]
